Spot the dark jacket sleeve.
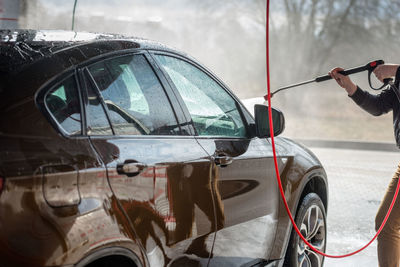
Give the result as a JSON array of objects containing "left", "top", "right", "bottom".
[
  {"left": 349, "top": 86, "right": 395, "bottom": 116},
  {"left": 349, "top": 65, "right": 400, "bottom": 115}
]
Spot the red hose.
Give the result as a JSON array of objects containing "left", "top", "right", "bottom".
[{"left": 265, "top": 0, "right": 400, "bottom": 258}]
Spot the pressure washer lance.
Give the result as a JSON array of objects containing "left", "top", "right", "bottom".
[{"left": 268, "top": 60, "right": 393, "bottom": 98}]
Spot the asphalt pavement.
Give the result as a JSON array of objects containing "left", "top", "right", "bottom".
[{"left": 307, "top": 146, "right": 400, "bottom": 266}]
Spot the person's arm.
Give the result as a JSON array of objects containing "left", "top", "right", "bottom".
[
  {"left": 350, "top": 86, "right": 394, "bottom": 116},
  {"left": 329, "top": 65, "right": 399, "bottom": 116}
]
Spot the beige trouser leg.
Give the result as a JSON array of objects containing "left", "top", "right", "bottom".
[{"left": 376, "top": 163, "right": 400, "bottom": 267}]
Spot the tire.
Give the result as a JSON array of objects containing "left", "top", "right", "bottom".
[
  {"left": 284, "top": 193, "right": 327, "bottom": 267},
  {"left": 85, "top": 255, "right": 138, "bottom": 267}
]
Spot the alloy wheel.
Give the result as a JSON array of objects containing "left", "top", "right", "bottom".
[{"left": 297, "top": 204, "right": 326, "bottom": 267}]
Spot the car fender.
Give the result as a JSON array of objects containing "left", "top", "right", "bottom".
[{"left": 269, "top": 138, "right": 328, "bottom": 260}]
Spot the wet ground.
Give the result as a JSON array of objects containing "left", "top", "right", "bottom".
[{"left": 308, "top": 146, "right": 400, "bottom": 266}]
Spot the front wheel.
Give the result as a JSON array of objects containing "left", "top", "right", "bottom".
[{"left": 284, "top": 193, "right": 327, "bottom": 267}]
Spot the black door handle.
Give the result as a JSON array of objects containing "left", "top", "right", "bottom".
[
  {"left": 214, "top": 155, "right": 233, "bottom": 167},
  {"left": 117, "top": 160, "right": 147, "bottom": 177}
]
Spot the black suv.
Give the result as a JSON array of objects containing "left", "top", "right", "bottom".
[{"left": 0, "top": 30, "right": 328, "bottom": 267}]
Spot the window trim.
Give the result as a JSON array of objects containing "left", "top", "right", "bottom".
[
  {"left": 150, "top": 51, "right": 252, "bottom": 139},
  {"left": 80, "top": 67, "right": 116, "bottom": 136}
]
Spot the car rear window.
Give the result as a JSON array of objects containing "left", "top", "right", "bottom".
[{"left": 45, "top": 76, "right": 82, "bottom": 135}]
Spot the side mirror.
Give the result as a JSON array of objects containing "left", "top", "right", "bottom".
[{"left": 254, "top": 104, "right": 285, "bottom": 138}]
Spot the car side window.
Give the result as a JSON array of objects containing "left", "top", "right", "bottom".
[
  {"left": 155, "top": 55, "right": 247, "bottom": 138},
  {"left": 87, "top": 55, "right": 180, "bottom": 136},
  {"left": 45, "top": 75, "right": 82, "bottom": 135}
]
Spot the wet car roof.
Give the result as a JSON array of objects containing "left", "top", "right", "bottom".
[
  {"left": 0, "top": 29, "right": 178, "bottom": 110},
  {"left": 0, "top": 29, "right": 174, "bottom": 74}
]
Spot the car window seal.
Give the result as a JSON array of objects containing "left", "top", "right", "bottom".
[
  {"left": 87, "top": 134, "right": 197, "bottom": 140},
  {"left": 74, "top": 68, "right": 87, "bottom": 136},
  {"left": 83, "top": 67, "right": 116, "bottom": 136}
]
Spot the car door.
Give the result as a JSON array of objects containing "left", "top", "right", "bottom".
[
  {"left": 81, "top": 52, "right": 217, "bottom": 266},
  {"left": 153, "top": 53, "right": 285, "bottom": 266}
]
